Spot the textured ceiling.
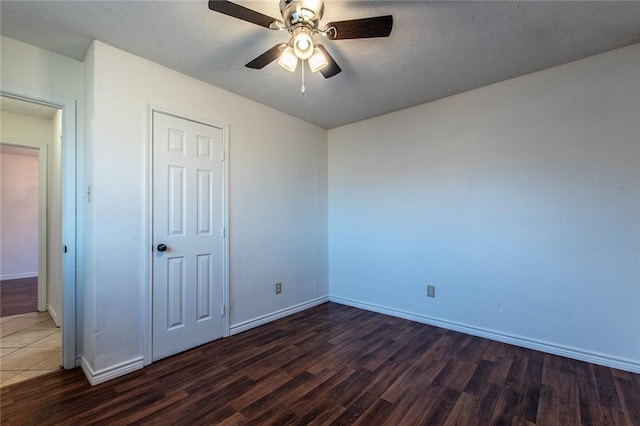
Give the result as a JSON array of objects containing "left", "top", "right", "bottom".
[{"left": 2, "top": 1, "right": 640, "bottom": 129}]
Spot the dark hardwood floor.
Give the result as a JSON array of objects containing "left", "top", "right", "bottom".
[
  {"left": 0, "top": 277, "right": 37, "bottom": 317},
  {"left": 1, "top": 302, "right": 638, "bottom": 425}
]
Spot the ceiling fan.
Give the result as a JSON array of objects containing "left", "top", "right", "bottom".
[{"left": 208, "top": 0, "right": 393, "bottom": 79}]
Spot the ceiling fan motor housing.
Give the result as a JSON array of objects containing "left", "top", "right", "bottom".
[{"left": 280, "top": 0, "right": 324, "bottom": 30}]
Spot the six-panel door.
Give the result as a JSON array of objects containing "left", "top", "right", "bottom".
[{"left": 152, "top": 111, "right": 224, "bottom": 361}]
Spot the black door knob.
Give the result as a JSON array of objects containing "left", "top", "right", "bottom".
[{"left": 157, "top": 244, "right": 168, "bottom": 252}]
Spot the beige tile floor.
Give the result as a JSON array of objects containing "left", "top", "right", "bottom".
[{"left": 0, "top": 311, "right": 61, "bottom": 388}]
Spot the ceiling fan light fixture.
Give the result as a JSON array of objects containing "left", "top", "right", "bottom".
[
  {"left": 278, "top": 46, "right": 298, "bottom": 72},
  {"left": 210, "top": 0, "right": 394, "bottom": 80},
  {"left": 308, "top": 47, "right": 328, "bottom": 72},
  {"left": 292, "top": 27, "right": 314, "bottom": 59}
]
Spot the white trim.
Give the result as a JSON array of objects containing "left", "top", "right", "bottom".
[
  {"left": 329, "top": 295, "right": 640, "bottom": 374},
  {"left": 1, "top": 86, "right": 78, "bottom": 370},
  {"left": 230, "top": 296, "right": 329, "bottom": 336},
  {"left": 144, "top": 105, "right": 153, "bottom": 366},
  {"left": 0, "top": 272, "right": 38, "bottom": 280},
  {"left": 144, "top": 106, "right": 231, "bottom": 365},
  {"left": 36, "top": 144, "right": 48, "bottom": 312},
  {"left": 80, "top": 355, "right": 144, "bottom": 386},
  {"left": 221, "top": 124, "right": 230, "bottom": 338},
  {"left": 47, "top": 303, "right": 60, "bottom": 327}
]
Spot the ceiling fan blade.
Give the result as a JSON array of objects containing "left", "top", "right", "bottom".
[
  {"left": 324, "top": 15, "right": 393, "bottom": 40},
  {"left": 316, "top": 45, "right": 341, "bottom": 79},
  {"left": 245, "top": 44, "right": 286, "bottom": 69},
  {"left": 208, "top": 0, "right": 282, "bottom": 29}
]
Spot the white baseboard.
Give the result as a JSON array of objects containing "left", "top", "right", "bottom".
[
  {"left": 47, "top": 304, "right": 61, "bottom": 327},
  {"left": 80, "top": 355, "right": 144, "bottom": 386},
  {"left": 230, "top": 296, "right": 329, "bottom": 336},
  {"left": 77, "top": 297, "right": 328, "bottom": 385},
  {"left": 0, "top": 272, "right": 37, "bottom": 281},
  {"left": 329, "top": 295, "right": 640, "bottom": 374}
]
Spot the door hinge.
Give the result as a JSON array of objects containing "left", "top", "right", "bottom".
[
  {"left": 221, "top": 304, "right": 226, "bottom": 317},
  {"left": 221, "top": 226, "right": 225, "bottom": 238},
  {"left": 220, "top": 150, "right": 225, "bottom": 161}
]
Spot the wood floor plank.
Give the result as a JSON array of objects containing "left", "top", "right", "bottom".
[
  {"left": 1, "top": 302, "right": 638, "bottom": 425},
  {"left": 615, "top": 374, "right": 640, "bottom": 425},
  {"left": 379, "top": 362, "right": 425, "bottom": 403},
  {"left": 488, "top": 386, "right": 519, "bottom": 425},
  {"left": 413, "top": 383, "right": 460, "bottom": 425},
  {"left": 351, "top": 398, "right": 395, "bottom": 426},
  {"left": 435, "top": 358, "right": 475, "bottom": 392},
  {"left": 443, "top": 391, "right": 479, "bottom": 426},
  {"left": 0, "top": 277, "right": 37, "bottom": 317}
]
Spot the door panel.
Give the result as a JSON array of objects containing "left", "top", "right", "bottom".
[
  {"left": 197, "top": 169, "right": 212, "bottom": 234},
  {"left": 196, "top": 253, "right": 212, "bottom": 320},
  {"left": 166, "top": 256, "right": 185, "bottom": 330},
  {"left": 152, "top": 111, "right": 224, "bottom": 361},
  {"left": 168, "top": 165, "right": 185, "bottom": 236}
]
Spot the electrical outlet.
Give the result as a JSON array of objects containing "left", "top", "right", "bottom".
[
  {"left": 275, "top": 282, "right": 282, "bottom": 294},
  {"left": 427, "top": 285, "right": 436, "bottom": 298}
]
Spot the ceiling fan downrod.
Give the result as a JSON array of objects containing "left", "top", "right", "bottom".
[{"left": 279, "top": 0, "right": 324, "bottom": 31}]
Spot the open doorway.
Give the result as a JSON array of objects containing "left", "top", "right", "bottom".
[
  {"left": 0, "top": 97, "right": 63, "bottom": 387},
  {"left": 1, "top": 144, "right": 42, "bottom": 315}
]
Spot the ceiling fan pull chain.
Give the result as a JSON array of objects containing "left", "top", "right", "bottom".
[{"left": 301, "top": 59, "right": 306, "bottom": 95}]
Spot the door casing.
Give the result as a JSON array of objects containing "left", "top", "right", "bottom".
[
  {"left": 144, "top": 106, "right": 230, "bottom": 365},
  {"left": 1, "top": 87, "right": 78, "bottom": 370}
]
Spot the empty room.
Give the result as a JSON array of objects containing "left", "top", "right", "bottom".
[{"left": 1, "top": 0, "right": 638, "bottom": 424}]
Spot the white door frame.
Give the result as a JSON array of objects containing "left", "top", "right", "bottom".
[
  {"left": 144, "top": 106, "right": 230, "bottom": 365},
  {"left": 0, "top": 141, "right": 48, "bottom": 312},
  {"left": 1, "top": 87, "right": 77, "bottom": 370}
]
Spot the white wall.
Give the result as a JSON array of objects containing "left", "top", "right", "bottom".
[
  {"left": 328, "top": 43, "right": 640, "bottom": 372},
  {"left": 82, "top": 45, "right": 96, "bottom": 367},
  {"left": 1, "top": 110, "right": 53, "bottom": 143},
  {"left": 82, "top": 41, "right": 327, "bottom": 377},
  {"left": 0, "top": 150, "right": 39, "bottom": 279},
  {"left": 1, "top": 36, "right": 85, "bottom": 102}
]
